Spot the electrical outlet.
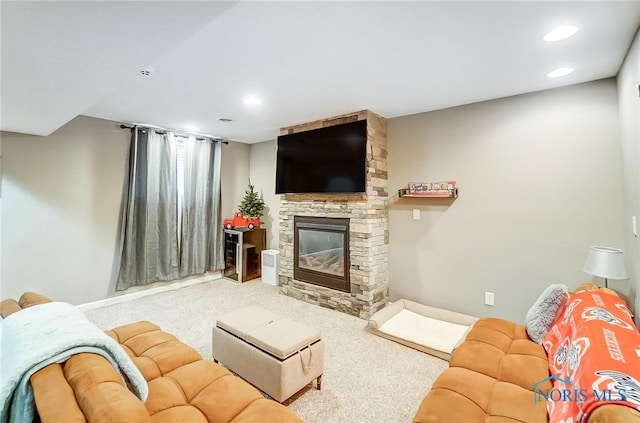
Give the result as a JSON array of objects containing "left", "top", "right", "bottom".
[
  {"left": 485, "top": 292, "right": 495, "bottom": 306},
  {"left": 412, "top": 209, "right": 420, "bottom": 220}
]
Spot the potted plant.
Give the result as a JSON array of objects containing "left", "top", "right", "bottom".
[{"left": 238, "top": 181, "right": 266, "bottom": 229}]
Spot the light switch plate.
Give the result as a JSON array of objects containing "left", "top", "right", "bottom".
[
  {"left": 412, "top": 209, "right": 420, "bottom": 220},
  {"left": 633, "top": 216, "right": 637, "bottom": 237}
]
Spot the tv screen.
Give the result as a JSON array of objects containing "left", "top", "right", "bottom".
[{"left": 275, "top": 120, "right": 367, "bottom": 194}]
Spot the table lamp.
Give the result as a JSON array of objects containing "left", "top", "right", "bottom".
[{"left": 582, "top": 246, "right": 629, "bottom": 288}]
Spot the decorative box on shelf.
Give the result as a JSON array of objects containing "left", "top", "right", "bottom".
[{"left": 399, "top": 181, "right": 458, "bottom": 198}]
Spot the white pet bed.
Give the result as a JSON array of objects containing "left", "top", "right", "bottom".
[{"left": 368, "top": 299, "right": 478, "bottom": 360}]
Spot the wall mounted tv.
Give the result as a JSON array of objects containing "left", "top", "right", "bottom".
[{"left": 275, "top": 119, "right": 367, "bottom": 194}]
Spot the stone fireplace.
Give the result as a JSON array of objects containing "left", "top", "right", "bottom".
[{"left": 279, "top": 110, "right": 388, "bottom": 319}]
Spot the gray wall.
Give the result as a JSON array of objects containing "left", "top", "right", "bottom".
[
  {"left": 2, "top": 116, "right": 250, "bottom": 304},
  {"left": 387, "top": 79, "right": 626, "bottom": 322},
  {"left": 2, "top": 116, "right": 129, "bottom": 303},
  {"left": 617, "top": 29, "right": 640, "bottom": 323}
]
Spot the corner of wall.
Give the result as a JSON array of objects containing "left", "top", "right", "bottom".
[
  {"left": 221, "top": 141, "right": 251, "bottom": 220},
  {"left": 248, "top": 140, "right": 278, "bottom": 249},
  {"left": 616, "top": 28, "right": 640, "bottom": 319}
]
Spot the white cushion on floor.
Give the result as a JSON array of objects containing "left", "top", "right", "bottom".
[{"left": 377, "top": 309, "right": 470, "bottom": 354}]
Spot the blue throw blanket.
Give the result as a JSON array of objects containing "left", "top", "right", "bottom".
[{"left": 0, "top": 302, "right": 148, "bottom": 423}]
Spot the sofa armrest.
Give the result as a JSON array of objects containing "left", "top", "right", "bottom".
[
  {"left": 65, "top": 353, "right": 151, "bottom": 422},
  {"left": 0, "top": 299, "right": 22, "bottom": 318},
  {"left": 1, "top": 292, "right": 53, "bottom": 318},
  {"left": 31, "top": 354, "right": 151, "bottom": 423},
  {"left": 588, "top": 404, "right": 640, "bottom": 423},
  {"left": 18, "top": 291, "right": 53, "bottom": 308},
  {"left": 31, "top": 364, "right": 87, "bottom": 423}
]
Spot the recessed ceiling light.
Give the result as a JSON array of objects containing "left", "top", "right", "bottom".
[
  {"left": 243, "top": 95, "right": 262, "bottom": 105},
  {"left": 184, "top": 124, "right": 199, "bottom": 131},
  {"left": 544, "top": 25, "right": 579, "bottom": 42},
  {"left": 217, "top": 118, "right": 234, "bottom": 122},
  {"left": 546, "top": 67, "right": 574, "bottom": 78}
]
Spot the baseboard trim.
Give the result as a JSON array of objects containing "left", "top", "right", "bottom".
[{"left": 77, "top": 271, "right": 222, "bottom": 312}]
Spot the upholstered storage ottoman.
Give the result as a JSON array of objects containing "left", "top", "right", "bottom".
[{"left": 212, "top": 306, "right": 324, "bottom": 403}]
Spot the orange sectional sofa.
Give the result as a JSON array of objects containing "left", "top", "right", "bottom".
[
  {"left": 413, "top": 284, "right": 640, "bottom": 423},
  {"left": 0, "top": 292, "right": 301, "bottom": 423}
]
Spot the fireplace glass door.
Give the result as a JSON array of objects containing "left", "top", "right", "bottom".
[
  {"left": 298, "top": 229, "right": 345, "bottom": 277},
  {"left": 294, "top": 216, "right": 350, "bottom": 292}
]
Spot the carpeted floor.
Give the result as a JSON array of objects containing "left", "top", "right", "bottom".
[{"left": 85, "top": 278, "right": 448, "bottom": 423}]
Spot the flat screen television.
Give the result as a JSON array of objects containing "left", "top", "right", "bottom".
[{"left": 275, "top": 120, "right": 367, "bottom": 194}]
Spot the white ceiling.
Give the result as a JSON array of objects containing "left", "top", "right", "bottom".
[{"left": 2, "top": 1, "right": 639, "bottom": 143}]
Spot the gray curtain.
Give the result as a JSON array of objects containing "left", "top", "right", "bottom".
[
  {"left": 116, "top": 128, "right": 223, "bottom": 291},
  {"left": 117, "top": 129, "right": 180, "bottom": 290},
  {"left": 180, "top": 136, "right": 224, "bottom": 276}
]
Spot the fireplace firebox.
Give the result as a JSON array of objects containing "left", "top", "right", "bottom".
[{"left": 294, "top": 216, "right": 350, "bottom": 292}]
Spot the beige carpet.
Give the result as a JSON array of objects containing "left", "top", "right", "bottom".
[{"left": 85, "top": 278, "right": 448, "bottom": 423}]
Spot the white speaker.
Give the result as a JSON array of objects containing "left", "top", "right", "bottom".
[{"left": 261, "top": 249, "right": 279, "bottom": 286}]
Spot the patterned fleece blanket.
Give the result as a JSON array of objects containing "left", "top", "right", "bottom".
[
  {"left": 0, "top": 302, "right": 148, "bottom": 423},
  {"left": 543, "top": 290, "right": 640, "bottom": 422}
]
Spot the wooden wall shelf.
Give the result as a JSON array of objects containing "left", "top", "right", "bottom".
[{"left": 398, "top": 188, "right": 459, "bottom": 199}]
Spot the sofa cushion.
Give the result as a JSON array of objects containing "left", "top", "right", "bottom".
[
  {"left": 107, "top": 322, "right": 202, "bottom": 377},
  {"left": 450, "top": 317, "right": 550, "bottom": 390},
  {"left": 414, "top": 318, "right": 551, "bottom": 423},
  {"left": 413, "top": 367, "right": 548, "bottom": 423}
]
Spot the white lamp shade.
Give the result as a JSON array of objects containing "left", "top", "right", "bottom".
[{"left": 583, "top": 246, "right": 629, "bottom": 280}]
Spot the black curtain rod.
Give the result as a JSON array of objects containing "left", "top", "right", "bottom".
[{"left": 119, "top": 124, "right": 229, "bottom": 144}]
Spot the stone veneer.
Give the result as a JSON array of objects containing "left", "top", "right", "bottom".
[{"left": 279, "top": 110, "right": 389, "bottom": 319}]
